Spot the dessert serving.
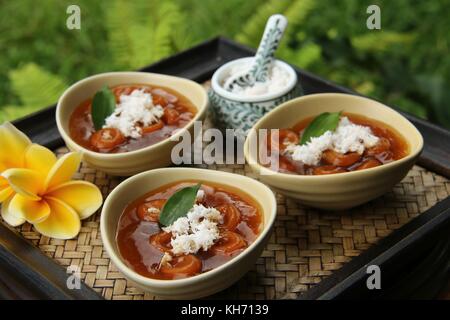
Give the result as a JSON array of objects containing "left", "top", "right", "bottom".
[
  {"left": 244, "top": 93, "right": 423, "bottom": 209},
  {"left": 266, "top": 112, "right": 409, "bottom": 175},
  {"left": 69, "top": 84, "right": 196, "bottom": 153},
  {"left": 100, "top": 168, "right": 276, "bottom": 298},
  {"left": 116, "top": 182, "right": 262, "bottom": 280},
  {"left": 56, "top": 72, "right": 208, "bottom": 176}
]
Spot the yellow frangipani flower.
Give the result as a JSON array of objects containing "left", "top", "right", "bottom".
[
  {"left": 0, "top": 122, "right": 103, "bottom": 239},
  {"left": 0, "top": 122, "right": 32, "bottom": 226}
]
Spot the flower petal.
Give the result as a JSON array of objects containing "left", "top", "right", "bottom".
[
  {"left": 47, "top": 181, "right": 102, "bottom": 220},
  {"left": 1, "top": 168, "right": 43, "bottom": 200},
  {"left": 0, "top": 186, "right": 14, "bottom": 203},
  {"left": 0, "top": 176, "right": 7, "bottom": 187},
  {"left": 1, "top": 195, "right": 26, "bottom": 227},
  {"left": 45, "top": 152, "right": 81, "bottom": 190},
  {"left": 33, "top": 197, "right": 81, "bottom": 239},
  {"left": 24, "top": 144, "right": 57, "bottom": 177},
  {"left": 0, "top": 177, "right": 14, "bottom": 203},
  {"left": 0, "top": 122, "right": 31, "bottom": 168},
  {"left": 9, "top": 194, "right": 50, "bottom": 224}
]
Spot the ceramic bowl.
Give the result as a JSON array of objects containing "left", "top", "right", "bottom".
[
  {"left": 100, "top": 168, "right": 277, "bottom": 299},
  {"left": 209, "top": 57, "right": 300, "bottom": 133},
  {"left": 56, "top": 72, "right": 208, "bottom": 176},
  {"left": 244, "top": 93, "right": 424, "bottom": 210}
]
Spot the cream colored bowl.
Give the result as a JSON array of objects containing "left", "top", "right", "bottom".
[
  {"left": 56, "top": 72, "right": 208, "bottom": 176},
  {"left": 100, "top": 168, "right": 277, "bottom": 299},
  {"left": 244, "top": 93, "right": 424, "bottom": 210}
]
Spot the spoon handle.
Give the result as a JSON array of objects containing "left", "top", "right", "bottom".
[{"left": 249, "top": 14, "right": 288, "bottom": 82}]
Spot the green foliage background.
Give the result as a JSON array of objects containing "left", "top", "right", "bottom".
[{"left": 1, "top": 0, "right": 449, "bottom": 128}]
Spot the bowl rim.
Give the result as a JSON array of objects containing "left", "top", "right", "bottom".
[
  {"left": 55, "top": 71, "right": 208, "bottom": 159},
  {"left": 100, "top": 167, "right": 277, "bottom": 288},
  {"left": 244, "top": 92, "right": 424, "bottom": 181},
  {"left": 211, "top": 57, "right": 298, "bottom": 103}
]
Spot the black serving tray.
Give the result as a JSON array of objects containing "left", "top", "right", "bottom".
[{"left": 1, "top": 37, "right": 449, "bottom": 300}]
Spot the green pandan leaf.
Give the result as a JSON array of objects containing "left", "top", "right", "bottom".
[
  {"left": 91, "top": 85, "right": 116, "bottom": 130},
  {"left": 159, "top": 183, "right": 201, "bottom": 227},
  {"left": 300, "top": 111, "right": 341, "bottom": 145}
]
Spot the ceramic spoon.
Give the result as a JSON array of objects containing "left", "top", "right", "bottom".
[{"left": 224, "top": 14, "right": 288, "bottom": 91}]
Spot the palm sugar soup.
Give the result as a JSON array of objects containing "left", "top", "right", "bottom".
[
  {"left": 116, "top": 182, "right": 263, "bottom": 280},
  {"left": 265, "top": 112, "right": 408, "bottom": 175},
  {"left": 69, "top": 84, "right": 196, "bottom": 153}
]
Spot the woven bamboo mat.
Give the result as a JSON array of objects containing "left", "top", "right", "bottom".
[
  {"left": 16, "top": 135, "right": 450, "bottom": 299},
  {"left": 12, "top": 83, "right": 450, "bottom": 299}
]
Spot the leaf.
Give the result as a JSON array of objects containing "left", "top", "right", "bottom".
[
  {"left": 280, "top": 42, "right": 322, "bottom": 69},
  {"left": 105, "top": 0, "right": 181, "bottom": 69},
  {"left": 235, "top": 0, "right": 291, "bottom": 46},
  {"left": 0, "top": 63, "right": 68, "bottom": 122},
  {"left": 387, "top": 94, "right": 427, "bottom": 120},
  {"left": 300, "top": 112, "right": 341, "bottom": 145},
  {"left": 159, "top": 183, "right": 201, "bottom": 227},
  {"left": 9, "top": 63, "right": 67, "bottom": 107},
  {"left": 415, "top": 74, "right": 449, "bottom": 126},
  {"left": 351, "top": 31, "right": 416, "bottom": 52},
  {"left": 282, "top": 0, "right": 316, "bottom": 40},
  {"left": 0, "top": 104, "right": 41, "bottom": 122},
  {"left": 91, "top": 86, "right": 116, "bottom": 130}
]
